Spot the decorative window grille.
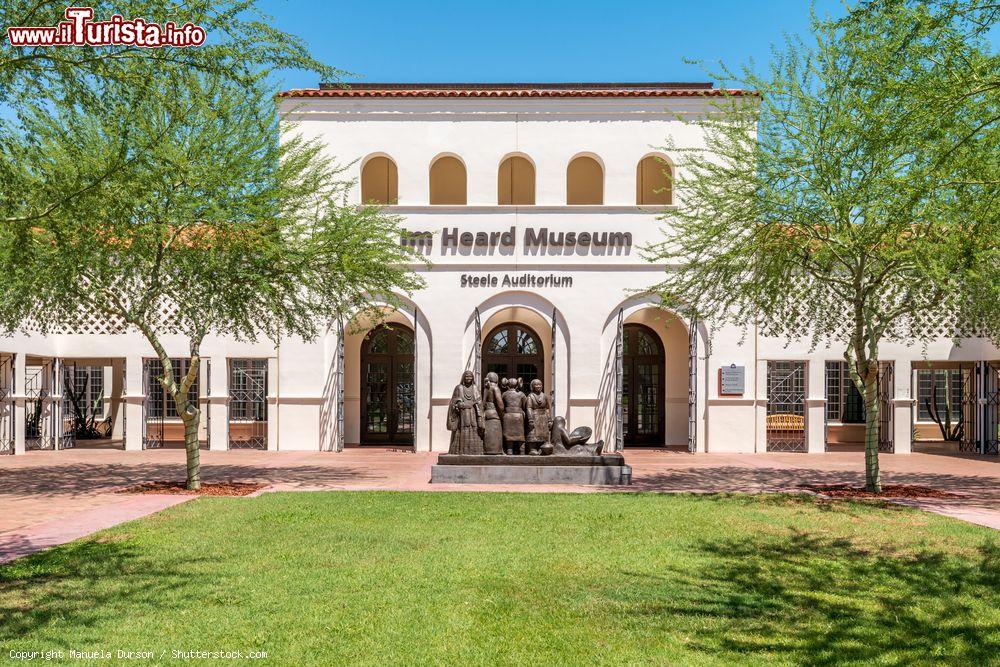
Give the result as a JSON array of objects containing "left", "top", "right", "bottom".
[
  {"left": 877, "top": 363, "right": 894, "bottom": 453},
  {"left": 142, "top": 359, "right": 161, "bottom": 449},
  {"left": 688, "top": 316, "right": 697, "bottom": 453},
  {"left": 766, "top": 361, "right": 806, "bottom": 452},
  {"left": 614, "top": 309, "right": 623, "bottom": 452},
  {"left": 0, "top": 354, "right": 13, "bottom": 454},
  {"left": 335, "top": 319, "right": 345, "bottom": 452},
  {"left": 824, "top": 361, "right": 894, "bottom": 452},
  {"left": 25, "top": 361, "right": 54, "bottom": 450},
  {"left": 229, "top": 359, "right": 268, "bottom": 450},
  {"left": 952, "top": 364, "right": 979, "bottom": 453},
  {"left": 143, "top": 358, "right": 199, "bottom": 449},
  {"left": 985, "top": 362, "right": 999, "bottom": 456}
]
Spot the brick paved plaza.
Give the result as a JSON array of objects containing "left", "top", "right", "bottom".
[{"left": 2, "top": 447, "right": 997, "bottom": 563}]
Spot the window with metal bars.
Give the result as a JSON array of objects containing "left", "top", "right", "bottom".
[
  {"left": 147, "top": 359, "right": 199, "bottom": 418},
  {"left": 916, "top": 369, "right": 963, "bottom": 421},
  {"left": 62, "top": 365, "right": 104, "bottom": 418},
  {"left": 766, "top": 361, "right": 805, "bottom": 416},
  {"left": 825, "top": 361, "right": 865, "bottom": 423},
  {"left": 229, "top": 359, "right": 267, "bottom": 421}
]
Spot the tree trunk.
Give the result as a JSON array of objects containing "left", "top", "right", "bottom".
[
  {"left": 862, "top": 365, "right": 882, "bottom": 493},
  {"left": 134, "top": 321, "right": 204, "bottom": 491},
  {"left": 847, "top": 322, "right": 882, "bottom": 494},
  {"left": 175, "top": 353, "right": 202, "bottom": 491},
  {"left": 181, "top": 402, "right": 201, "bottom": 490}
]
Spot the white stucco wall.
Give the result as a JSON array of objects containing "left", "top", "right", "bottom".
[{"left": 1, "top": 91, "right": 997, "bottom": 454}]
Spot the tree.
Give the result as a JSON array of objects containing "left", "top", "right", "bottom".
[
  {"left": 648, "top": 0, "right": 1000, "bottom": 492},
  {"left": 0, "top": 0, "right": 345, "bottom": 224},
  {"left": 0, "top": 0, "right": 342, "bottom": 100},
  {"left": 0, "top": 70, "right": 422, "bottom": 489}
]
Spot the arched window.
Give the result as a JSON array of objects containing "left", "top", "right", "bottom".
[
  {"left": 498, "top": 155, "right": 535, "bottom": 205},
  {"left": 566, "top": 155, "right": 603, "bottom": 205},
  {"left": 429, "top": 155, "right": 467, "bottom": 205},
  {"left": 482, "top": 323, "right": 543, "bottom": 388},
  {"left": 360, "top": 156, "right": 398, "bottom": 205},
  {"left": 636, "top": 155, "right": 672, "bottom": 205}
]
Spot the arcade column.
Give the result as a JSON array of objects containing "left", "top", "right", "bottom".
[{"left": 123, "top": 355, "right": 144, "bottom": 451}]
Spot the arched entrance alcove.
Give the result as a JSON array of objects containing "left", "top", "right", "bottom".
[
  {"left": 461, "top": 292, "right": 570, "bottom": 422},
  {"left": 598, "top": 297, "right": 704, "bottom": 450},
  {"left": 327, "top": 297, "right": 432, "bottom": 451},
  {"left": 478, "top": 307, "right": 552, "bottom": 389}
]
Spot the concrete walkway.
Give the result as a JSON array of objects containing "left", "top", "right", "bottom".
[{"left": 1, "top": 446, "right": 998, "bottom": 562}]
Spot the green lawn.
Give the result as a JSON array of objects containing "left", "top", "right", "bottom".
[{"left": 2, "top": 492, "right": 998, "bottom": 665}]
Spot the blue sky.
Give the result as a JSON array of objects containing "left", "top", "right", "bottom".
[{"left": 258, "top": 0, "right": 858, "bottom": 89}]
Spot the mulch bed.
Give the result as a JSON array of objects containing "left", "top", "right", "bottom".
[
  {"left": 803, "top": 484, "right": 962, "bottom": 499},
  {"left": 117, "top": 481, "right": 267, "bottom": 496}
]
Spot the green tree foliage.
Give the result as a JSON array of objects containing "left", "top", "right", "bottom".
[
  {"left": 0, "top": 71, "right": 423, "bottom": 488},
  {"left": 0, "top": 2, "right": 420, "bottom": 488},
  {"left": 648, "top": 0, "right": 1000, "bottom": 491},
  {"left": 0, "top": 0, "right": 341, "bottom": 98},
  {"left": 0, "top": 0, "right": 344, "bottom": 223}
]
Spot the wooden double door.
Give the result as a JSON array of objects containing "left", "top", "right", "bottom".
[
  {"left": 622, "top": 324, "right": 665, "bottom": 446},
  {"left": 360, "top": 325, "right": 415, "bottom": 445}
]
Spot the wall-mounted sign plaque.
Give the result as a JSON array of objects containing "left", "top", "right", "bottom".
[{"left": 719, "top": 364, "right": 746, "bottom": 396}]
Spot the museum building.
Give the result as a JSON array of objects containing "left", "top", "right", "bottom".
[{"left": 1, "top": 82, "right": 998, "bottom": 456}]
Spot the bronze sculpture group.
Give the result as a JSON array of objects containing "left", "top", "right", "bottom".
[{"left": 447, "top": 371, "right": 603, "bottom": 456}]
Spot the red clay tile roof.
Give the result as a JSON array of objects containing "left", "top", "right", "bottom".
[{"left": 277, "top": 82, "right": 754, "bottom": 98}]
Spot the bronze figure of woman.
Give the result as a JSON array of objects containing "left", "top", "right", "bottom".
[
  {"left": 525, "top": 378, "right": 552, "bottom": 455},
  {"left": 501, "top": 378, "right": 528, "bottom": 455},
  {"left": 447, "top": 371, "right": 484, "bottom": 455},
  {"left": 481, "top": 372, "right": 505, "bottom": 455}
]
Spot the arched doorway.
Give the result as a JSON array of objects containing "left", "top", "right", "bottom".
[
  {"left": 623, "top": 324, "right": 665, "bottom": 446},
  {"left": 360, "top": 324, "right": 414, "bottom": 445},
  {"left": 482, "top": 323, "right": 543, "bottom": 387}
]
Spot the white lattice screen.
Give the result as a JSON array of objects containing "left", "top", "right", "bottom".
[{"left": 22, "top": 301, "right": 181, "bottom": 335}]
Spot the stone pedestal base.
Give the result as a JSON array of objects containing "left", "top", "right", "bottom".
[{"left": 431, "top": 454, "right": 631, "bottom": 485}]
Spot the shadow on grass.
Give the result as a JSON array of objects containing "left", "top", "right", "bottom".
[
  {"left": 1, "top": 493, "right": 997, "bottom": 662},
  {"left": 0, "top": 538, "right": 211, "bottom": 644},
  {"left": 607, "top": 530, "right": 1000, "bottom": 664}
]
